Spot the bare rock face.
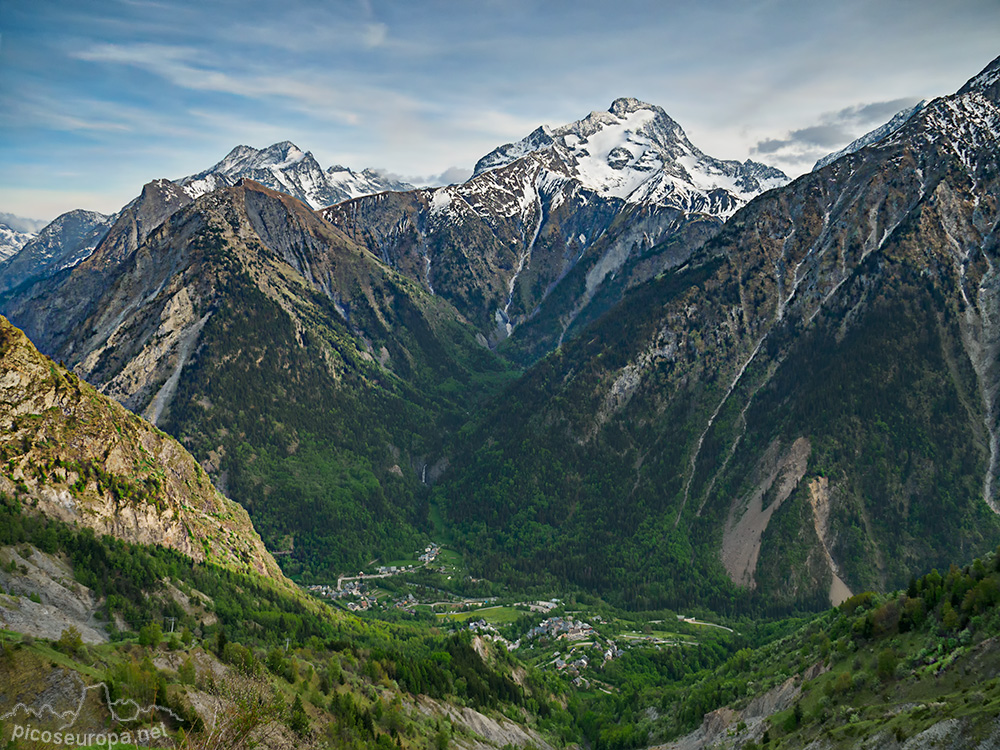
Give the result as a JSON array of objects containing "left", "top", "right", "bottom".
[
  {"left": 413, "top": 695, "right": 553, "bottom": 750},
  {"left": 721, "top": 437, "right": 811, "bottom": 589},
  {"left": 0, "top": 315, "right": 285, "bottom": 581},
  {"left": 652, "top": 663, "right": 826, "bottom": 750},
  {"left": 0, "top": 546, "right": 107, "bottom": 644},
  {"left": 0, "top": 178, "right": 199, "bottom": 357},
  {"left": 94, "top": 178, "right": 196, "bottom": 268}
]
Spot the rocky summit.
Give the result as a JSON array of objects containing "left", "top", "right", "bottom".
[{"left": 182, "top": 140, "right": 414, "bottom": 209}]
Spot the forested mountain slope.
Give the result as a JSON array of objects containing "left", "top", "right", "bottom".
[
  {"left": 0, "top": 315, "right": 282, "bottom": 580},
  {"left": 433, "top": 55, "right": 1000, "bottom": 612},
  {"left": 0, "top": 180, "right": 515, "bottom": 580}
]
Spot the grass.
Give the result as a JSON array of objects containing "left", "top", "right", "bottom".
[
  {"left": 436, "top": 606, "right": 523, "bottom": 624},
  {"left": 31, "top": 641, "right": 106, "bottom": 681},
  {"left": 427, "top": 499, "right": 454, "bottom": 545},
  {"left": 434, "top": 548, "right": 465, "bottom": 573}
]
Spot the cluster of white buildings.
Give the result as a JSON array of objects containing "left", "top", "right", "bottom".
[
  {"left": 377, "top": 564, "right": 413, "bottom": 574},
  {"left": 418, "top": 543, "right": 441, "bottom": 564},
  {"left": 525, "top": 616, "right": 595, "bottom": 642},
  {"left": 308, "top": 580, "right": 365, "bottom": 600}
]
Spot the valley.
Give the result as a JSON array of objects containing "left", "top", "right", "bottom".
[{"left": 0, "top": 40, "right": 999, "bottom": 750}]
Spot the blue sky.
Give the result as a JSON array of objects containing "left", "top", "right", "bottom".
[{"left": 1, "top": 0, "right": 998, "bottom": 222}]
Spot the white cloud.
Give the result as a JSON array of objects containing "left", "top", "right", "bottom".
[
  {"left": 71, "top": 41, "right": 440, "bottom": 129},
  {"left": 363, "top": 22, "right": 388, "bottom": 48},
  {"left": 433, "top": 166, "right": 473, "bottom": 185},
  {"left": 372, "top": 165, "right": 473, "bottom": 187}
]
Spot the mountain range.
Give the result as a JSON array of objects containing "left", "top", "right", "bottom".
[
  {"left": 0, "top": 172, "right": 517, "bottom": 578},
  {"left": 2, "top": 49, "right": 1000, "bottom": 750},
  {"left": 2, "top": 57, "right": 999, "bottom": 612},
  {"left": 324, "top": 97, "right": 788, "bottom": 360},
  {"left": 182, "top": 140, "right": 415, "bottom": 209},
  {"left": 434, "top": 53, "right": 1000, "bottom": 610},
  {"left": 0, "top": 144, "right": 412, "bottom": 294}
]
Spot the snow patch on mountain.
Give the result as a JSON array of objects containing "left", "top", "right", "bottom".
[
  {"left": 182, "top": 172, "right": 232, "bottom": 200},
  {"left": 0, "top": 224, "right": 35, "bottom": 263},
  {"left": 911, "top": 92, "right": 1000, "bottom": 181},
  {"left": 0, "top": 209, "right": 114, "bottom": 292},
  {"left": 429, "top": 189, "right": 453, "bottom": 215}
]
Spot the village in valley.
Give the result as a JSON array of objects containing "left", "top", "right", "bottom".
[{"left": 303, "top": 541, "right": 733, "bottom": 692}]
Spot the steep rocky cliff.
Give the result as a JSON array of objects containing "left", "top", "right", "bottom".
[{"left": 0, "top": 315, "right": 285, "bottom": 580}]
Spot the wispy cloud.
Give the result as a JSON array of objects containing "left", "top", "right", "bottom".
[
  {"left": 72, "top": 41, "right": 435, "bottom": 128},
  {"left": 750, "top": 97, "right": 923, "bottom": 172},
  {"left": 362, "top": 22, "right": 388, "bottom": 48},
  {"left": 1, "top": 87, "right": 199, "bottom": 139}
]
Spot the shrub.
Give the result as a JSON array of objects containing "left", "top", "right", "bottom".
[
  {"left": 138, "top": 622, "right": 162, "bottom": 648},
  {"left": 876, "top": 649, "right": 898, "bottom": 681},
  {"left": 57, "top": 626, "right": 84, "bottom": 657},
  {"left": 178, "top": 657, "right": 197, "bottom": 685}
]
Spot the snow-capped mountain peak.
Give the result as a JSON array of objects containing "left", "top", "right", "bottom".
[
  {"left": 181, "top": 142, "right": 414, "bottom": 210},
  {"left": 264, "top": 141, "right": 307, "bottom": 169},
  {"left": 208, "top": 141, "right": 306, "bottom": 174},
  {"left": 0, "top": 223, "right": 35, "bottom": 264},
  {"left": 474, "top": 98, "right": 787, "bottom": 218},
  {"left": 609, "top": 96, "right": 654, "bottom": 117},
  {"left": 474, "top": 126, "right": 557, "bottom": 175}
]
